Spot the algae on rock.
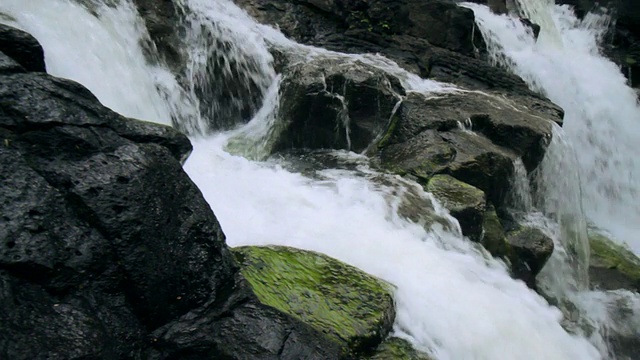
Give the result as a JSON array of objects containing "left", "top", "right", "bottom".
[
  {"left": 426, "top": 174, "right": 486, "bottom": 241},
  {"left": 480, "top": 205, "right": 510, "bottom": 258},
  {"left": 589, "top": 230, "right": 640, "bottom": 292},
  {"left": 232, "top": 245, "right": 396, "bottom": 356}
]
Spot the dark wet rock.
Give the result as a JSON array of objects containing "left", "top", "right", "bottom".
[
  {"left": 381, "top": 91, "right": 559, "bottom": 171},
  {"left": 132, "top": 0, "right": 183, "bottom": 70},
  {"left": 0, "top": 35, "right": 344, "bottom": 359},
  {"left": 369, "top": 337, "right": 434, "bottom": 360},
  {"left": 233, "top": 245, "right": 396, "bottom": 357},
  {"left": 0, "top": 50, "right": 24, "bottom": 74},
  {"left": 275, "top": 58, "right": 404, "bottom": 153},
  {"left": 147, "top": 272, "right": 343, "bottom": 360},
  {"left": 0, "top": 24, "right": 46, "bottom": 72},
  {"left": 235, "top": 0, "right": 484, "bottom": 56},
  {"left": 506, "top": 227, "right": 554, "bottom": 288},
  {"left": 588, "top": 230, "right": 640, "bottom": 292},
  {"left": 426, "top": 174, "right": 486, "bottom": 241}
]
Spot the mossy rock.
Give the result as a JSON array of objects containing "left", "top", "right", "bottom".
[
  {"left": 369, "top": 337, "right": 434, "bottom": 360},
  {"left": 426, "top": 174, "right": 486, "bottom": 241},
  {"left": 480, "top": 204, "right": 509, "bottom": 258},
  {"left": 232, "top": 245, "right": 396, "bottom": 356},
  {"left": 588, "top": 230, "right": 640, "bottom": 292}
]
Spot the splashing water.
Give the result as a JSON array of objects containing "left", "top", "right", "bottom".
[
  {"left": 1, "top": 0, "right": 622, "bottom": 359},
  {"left": 466, "top": 2, "right": 640, "bottom": 357},
  {"left": 0, "top": 0, "right": 189, "bottom": 126},
  {"left": 174, "top": 0, "right": 276, "bottom": 132},
  {"left": 467, "top": 2, "right": 640, "bottom": 255}
]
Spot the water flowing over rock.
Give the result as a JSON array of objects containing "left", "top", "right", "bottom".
[
  {"left": 0, "top": 25, "right": 342, "bottom": 360},
  {"left": 276, "top": 57, "right": 404, "bottom": 153},
  {"left": 5, "top": 0, "right": 638, "bottom": 359}
]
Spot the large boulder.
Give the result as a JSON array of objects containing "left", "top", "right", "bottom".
[
  {"left": 233, "top": 245, "right": 396, "bottom": 357},
  {"left": 275, "top": 57, "right": 404, "bottom": 153},
  {"left": 380, "top": 127, "right": 516, "bottom": 207},
  {"left": 0, "top": 24, "right": 341, "bottom": 360}
]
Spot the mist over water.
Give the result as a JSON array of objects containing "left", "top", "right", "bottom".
[{"left": 2, "top": 0, "right": 638, "bottom": 358}]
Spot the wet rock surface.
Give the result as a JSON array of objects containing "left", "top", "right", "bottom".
[
  {"left": 233, "top": 245, "right": 396, "bottom": 357},
  {"left": 0, "top": 24, "right": 343, "bottom": 360}
]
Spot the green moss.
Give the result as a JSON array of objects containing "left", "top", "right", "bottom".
[
  {"left": 376, "top": 113, "right": 400, "bottom": 151},
  {"left": 589, "top": 231, "right": 640, "bottom": 284},
  {"left": 232, "top": 245, "right": 396, "bottom": 356},
  {"left": 426, "top": 174, "right": 485, "bottom": 212},
  {"left": 481, "top": 205, "right": 509, "bottom": 258},
  {"left": 369, "top": 337, "right": 434, "bottom": 360}
]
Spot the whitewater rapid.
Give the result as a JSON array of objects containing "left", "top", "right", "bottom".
[
  {"left": 2, "top": 0, "right": 636, "bottom": 358},
  {"left": 467, "top": 1, "right": 640, "bottom": 255}
]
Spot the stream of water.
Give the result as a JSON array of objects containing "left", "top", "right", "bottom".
[{"left": 2, "top": 0, "right": 638, "bottom": 358}]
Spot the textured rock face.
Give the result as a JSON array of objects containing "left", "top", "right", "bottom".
[
  {"left": 276, "top": 58, "right": 404, "bottom": 153},
  {"left": 0, "top": 24, "right": 343, "bottom": 360},
  {"left": 0, "top": 24, "right": 46, "bottom": 72},
  {"left": 233, "top": 245, "right": 396, "bottom": 357},
  {"left": 506, "top": 227, "right": 555, "bottom": 288},
  {"left": 426, "top": 174, "right": 487, "bottom": 241}
]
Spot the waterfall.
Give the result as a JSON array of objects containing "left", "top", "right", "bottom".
[
  {"left": 467, "top": 1, "right": 640, "bottom": 255},
  {"left": 4, "top": 0, "right": 635, "bottom": 358},
  {"left": 466, "top": 1, "right": 640, "bottom": 357},
  {"left": 513, "top": 0, "right": 564, "bottom": 46}
]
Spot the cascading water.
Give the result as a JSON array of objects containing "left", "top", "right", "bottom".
[
  {"left": 466, "top": 1, "right": 640, "bottom": 358},
  {"left": 467, "top": 1, "right": 640, "bottom": 255},
  {"left": 2, "top": 0, "right": 635, "bottom": 358},
  {"left": 0, "top": 0, "right": 185, "bottom": 126}
]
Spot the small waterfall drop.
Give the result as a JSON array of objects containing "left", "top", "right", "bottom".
[
  {"left": 2, "top": 0, "right": 630, "bottom": 358},
  {"left": 466, "top": 2, "right": 640, "bottom": 357},
  {"left": 0, "top": 0, "right": 186, "bottom": 125},
  {"left": 467, "top": 0, "right": 640, "bottom": 255},
  {"left": 174, "top": 0, "right": 276, "bottom": 132}
]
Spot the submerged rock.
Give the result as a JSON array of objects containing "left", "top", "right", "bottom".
[
  {"left": 426, "top": 174, "right": 486, "bottom": 241},
  {"left": 233, "top": 245, "right": 396, "bottom": 357},
  {"left": 588, "top": 230, "right": 640, "bottom": 292},
  {"left": 506, "top": 227, "right": 554, "bottom": 288}
]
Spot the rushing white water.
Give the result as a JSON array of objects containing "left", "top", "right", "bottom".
[
  {"left": 466, "top": 2, "right": 640, "bottom": 358},
  {"left": 467, "top": 2, "right": 640, "bottom": 255},
  {"left": 0, "top": 0, "right": 189, "bottom": 126},
  {"left": 2, "top": 0, "right": 625, "bottom": 359}
]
